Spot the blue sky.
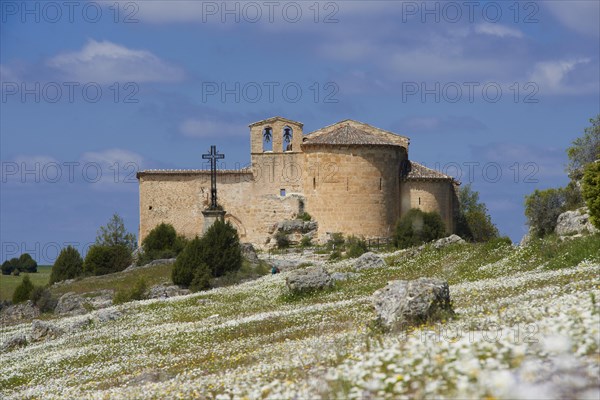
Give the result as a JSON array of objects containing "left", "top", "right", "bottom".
[{"left": 1, "top": 0, "right": 599, "bottom": 263}]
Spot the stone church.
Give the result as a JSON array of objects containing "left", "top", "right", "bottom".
[{"left": 137, "top": 117, "right": 459, "bottom": 248}]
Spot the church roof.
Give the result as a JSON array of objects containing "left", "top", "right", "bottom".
[
  {"left": 404, "top": 161, "right": 455, "bottom": 181},
  {"left": 248, "top": 116, "right": 303, "bottom": 128},
  {"left": 136, "top": 169, "right": 252, "bottom": 179},
  {"left": 302, "top": 120, "right": 408, "bottom": 148}
]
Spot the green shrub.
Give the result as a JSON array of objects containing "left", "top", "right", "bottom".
[
  {"left": 18, "top": 253, "right": 37, "bottom": 273},
  {"left": 190, "top": 264, "right": 212, "bottom": 292},
  {"left": 328, "top": 250, "right": 342, "bottom": 261},
  {"left": 1, "top": 254, "right": 38, "bottom": 275},
  {"left": 395, "top": 209, "right": 446, "bottom": 249},
  {"left": 138, "top": 223, "right": 188, "bottom": 266},
  {"left": 84, "top": 244, "right": 131, "bottom": 276},
  {"left": 95, "top": 213, "right": 137, "bottom": 252},
  {"left": 525, "top": 188, "right": 566, "bottom": 237},
  {"left": 172, "top": 220, "right": 242, "bottom": 287},
  {"left": 275, "top": 232, "right": 290, "bottom": 249},
  {"left": 327, "top": 233, "right": 345, "bottom": 250},
  {"left": 114, "top": 277, "right": 148, "bottom": 304},
  {"left": 300, "top": 236, "right": 312, "bottom": 247},
  {"left": 50, "top": 246, "right": 84, "bottom": 283},
  {"left": 201, "top": 220, "right": 242, "bottom": 277},
  {"left": 297, "top": 212, "right": 312, "bottom": 221},
  {"left": 172, "top": 237, "right": 205, "bottom": 287},
  {"left": 30, "top": 286, "right": 56, "bottom": 313},
  {"left": 566, "top": 115, "right": 600, "bottom": 179},
  {"left": 12, "top": 275, "right": 34, "bottom": 304},
  {"left": 1, "top": 258, "right": 18, "bottom": 275},
  {"left": 582, "top": 161, "right": 600, "bottom": 229},
  {"left": 456, "top": 184, "right": 499, "bottom": 242},
  {"left": 345, "top": 235, "right": 368, "bottom": 258},
  {"left": 564, "top": 180, "right": 585, "bottom": 211}
]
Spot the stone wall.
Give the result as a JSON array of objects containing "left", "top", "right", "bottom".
[
  {"left": 138, "top": 171, "right": 302, "bottom": 248},
  {"left": 401, "top": 180, "right": 456, "bottom": 233},
  {"left": 302, "top": 145, "right": 406, "bottom": 241}
]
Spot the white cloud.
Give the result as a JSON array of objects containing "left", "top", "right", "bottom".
[
  {"left": 81, "top": 148, "right": 144, "bottom": 167},
  {"left": 0, "top": 64, "right": 19, "bottom": 83},
  {"left": 179, "top": 118, "right": 245, "bottom": 138},
  {"left": 46, "top": 39, "right": 184, "bottom": 84},
  {"left": 544, "top": 1, "right": 600, "bottom": 37},
  {"left": 529, "top": 58, "right": 597, "bottom": 95},
  {"left": 474, "top": 23, "right": 523, "bottom": 38}
]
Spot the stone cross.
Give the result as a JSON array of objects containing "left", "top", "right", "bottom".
[{"left": 202, "top": 145, "right": 225, "bottom": 210}]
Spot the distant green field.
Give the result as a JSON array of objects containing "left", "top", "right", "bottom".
[{"left": 0, "top": 266, "right": 52, "bottom": 301}]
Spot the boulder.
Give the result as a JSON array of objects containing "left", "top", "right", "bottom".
[
  {"left": 147, "top": 284, "right": 190, "bottom": 299},
  {"left": 331, "top": 272, "right": 358, "bottom": 282},
  {"left": 353, "top": 252, "right": 386, "bottom": 270},
  {"left": 30, "top": 320, "right": 64, "bottom": 342},
  {"left": 128, "top": 369, "right": 173, "bottom": 386},
  {"left": 432, "top": 234, "right": 465, "bottom": 249},
  {"left": 86, "top": 290, "right": 114, "bottom": 309},
  {"left": 55, "top": 292, "right": 88, "bottom": 315},
  {"left": 95, "top": 308, "right": 122, "bottom": 323},
  {"left": 241, "top": 243, "right": 260, "bottom": 265},
  {"left": 286, "top": 266, "right": 333, "bottom": 294},
  {"left": 124, "top": 258, "right": 176, "bottom": 272},
  {"left": 555, "top": 208, "right": 598, "bottom": 236},
  {"left": 0, "top": 300, "right": 40, "bottom": 323},
  {"left": 1, "top": 333, "right": 27, "bottom": 352},
  {"left": 372, "top": 278, "right": 454, "bottom": 329}
]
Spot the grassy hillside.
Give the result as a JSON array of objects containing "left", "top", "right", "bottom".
[
  {"left": 48, "top": 263, "right": 174, "bottom": 298},
  {"left": 0, "top": 266, "right": 52, "bottom": 301},
  {"left": 1, "top": 235, "right": 599, "bottom": 399}
]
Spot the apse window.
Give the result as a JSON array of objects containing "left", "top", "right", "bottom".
[{"left": 280, "top": 189, "right": 286, "bottom": 197}]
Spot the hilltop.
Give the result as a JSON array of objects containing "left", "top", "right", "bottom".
[{"left": 1, "top": 234, "right": 599, "bottom": 399}]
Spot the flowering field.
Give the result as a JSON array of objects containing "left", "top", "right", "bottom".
[{"left": 1, "top": 236, "right": 599, "bottom": 399}]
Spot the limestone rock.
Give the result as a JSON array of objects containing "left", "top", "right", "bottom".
[
  {"left": 353, "top": 252, "right": 386, "bottom": 270},
  {"left": 55, "top": 292, "right": 88, "bottom": 315},
  {"left": 0, "top": 300, "right": 40, "bottom": 323},
  {"left": 147, "top": 284, "right": 190, "bottom": 299},
  {"left": 372, "top": 278, "right": 453, "bottom": 329},
  {"left": 286, "top": 266, "right": 333, "bottom": 294},
  {"left": 555, "top": 208, "right": 598, "bottom": 236},
  {"left": 331, "top": 272, "right": 358, "bottom": 282},
  {"left": 124, "top": 258, "right": 176, "bottom": 272},
  {"left": 30, "top": 320, "right": 64, "bottom": 342},
  {"left": 241, "top": 243, "right": 260, "bottom": 265},
  {"left": 1, "top": 333, "right": 27, "bottom": 352},
  {"left": 86, "top": 290, "right": 114, "bottom": 309},
  {"left": 432, "top": 234, "right": 465, "bottom": 249},
  {"left": 95, "top": 308, "right": 122, "bottom": 323}
]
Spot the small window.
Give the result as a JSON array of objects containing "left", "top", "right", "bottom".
[
  {"left": 280, "top": 189, "right": 286, "bottom": 197},
  {"left": 148, "top": 206, "right": 153, "bottom": 210},
  {"left": 418, "top": 197, "right": 421, "bottom": 205},
  {"left": 379, "top": 177, "right": 382, "bottom": 191},
  {"left": 313, "top": 177, "right": 316, "bottom": 189}
]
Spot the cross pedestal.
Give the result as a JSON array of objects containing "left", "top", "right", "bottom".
[{"left": 202, "top": 209, "right": 226, "bottom": 234}]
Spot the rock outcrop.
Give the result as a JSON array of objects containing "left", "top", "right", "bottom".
[
  {"left": 353, "top": 252, "right": 386, "bottom": 270},
  {"left": 372, "top": 278, "right": 453, "bottom": 329},
  {"left": 147, "top": 284, "right": 190, "bottom": 299},
  {"left": 30, "top": 320, "right": 64, "bottom": 342},
  {"left": 555, "top": 208, "right": 598, "bottom": 236},
  {"left": 54, "top": 292, "right": 88, "bottom": 315},
  {"left": 432, "top": 234, "right": 466, "bottom": 249},
  {"left": 1, "top": 333, "right": 27, "bottom": 352},
  {"left": 0, "top": 301, "right": 40, "bottom": 323},
  {"left": 286, "top": 266, "right": 332, "bottom": 294},
  {"left": 241, "top": 243, "right": 260, "bottom": 265},
  {"left": 124, "top": 258, "right": 176, "bottom": 272}
]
